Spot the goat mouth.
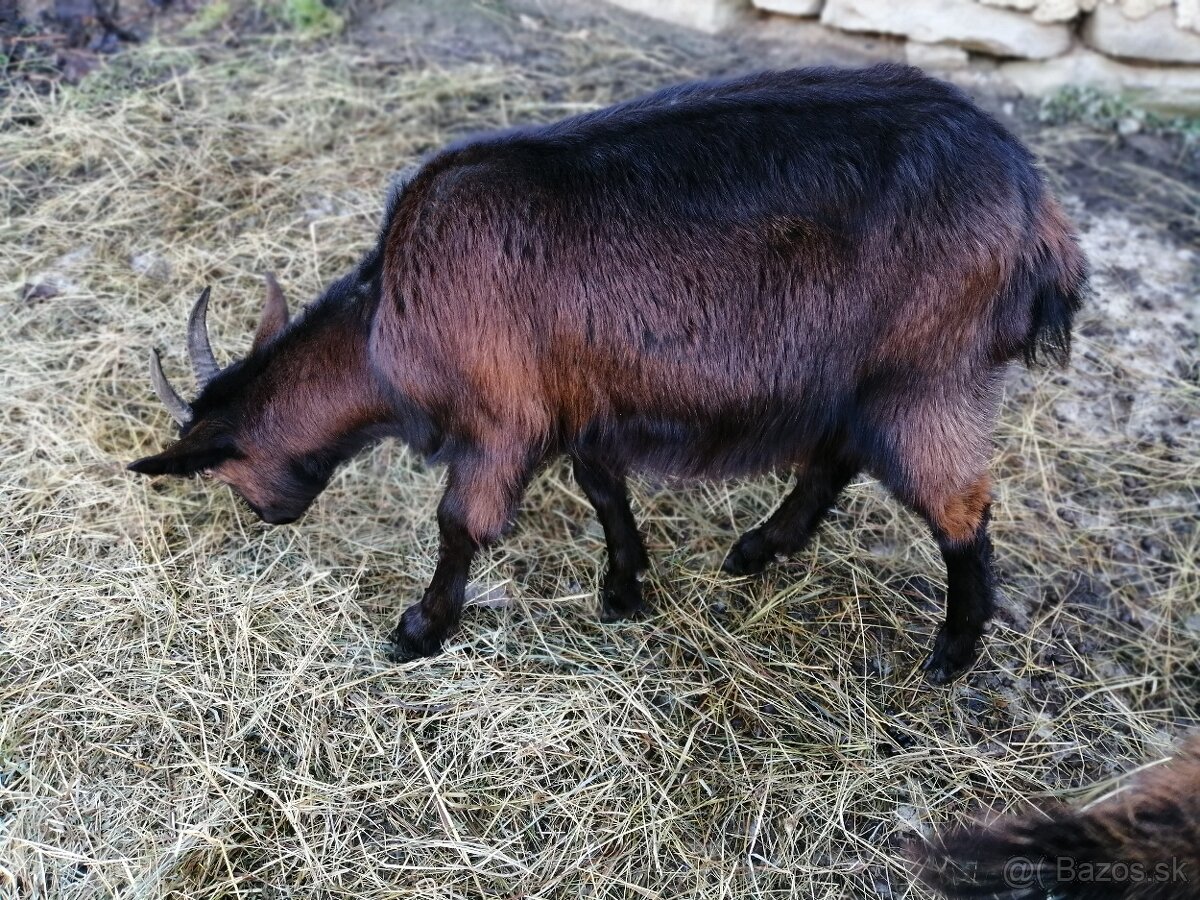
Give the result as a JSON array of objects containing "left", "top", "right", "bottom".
[{"left": 248, "top": 503, "right": 302, "bottom": 525}]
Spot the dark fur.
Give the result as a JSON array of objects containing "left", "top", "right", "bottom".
[
  {"left": 913, "top": 735, "right": 1200, "bottom": 899},
  {"left": 128, "top": 65, "right": 1087, "bottom": 680}
]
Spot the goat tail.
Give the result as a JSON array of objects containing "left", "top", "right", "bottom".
[
  {"left": 1011, "top": 193, "right": 1089, "bottom": 369},
  {"left": 911, "top": 735, "right": 1200, "bottom": 900}
]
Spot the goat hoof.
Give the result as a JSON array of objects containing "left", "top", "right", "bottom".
[
  {"left": 921, "top": 628, "right": 981, "bottom": 685},
  {"left": 599, "top": 575, "right": 648, "bottom": 623},
  {"left": 385, "top": 606, "right": 446, "bottom": 662},
  {"left": 722, "top": 528, "right": 774, "bottom": 576}
]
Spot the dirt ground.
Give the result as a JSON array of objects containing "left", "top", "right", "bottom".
[{"left": 1, "top": 1, "right": 1197, "bottom": 898}]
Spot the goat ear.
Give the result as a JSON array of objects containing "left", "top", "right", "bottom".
[
  {"left": 252, "top": 272, "right": 289, "bottom": 352},
  {"left": 127, "top": 428, "right": 237, "bottom": 477}
]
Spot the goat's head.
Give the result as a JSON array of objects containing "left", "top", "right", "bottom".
[{"left": 128, "top": 274, "right": 366, "bottom": 525}]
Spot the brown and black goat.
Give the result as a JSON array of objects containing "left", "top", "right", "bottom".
[
  {"left": 128, "top": 65, "right": 1087, "bottom": 683},
  {"left": 913, "top": 733, "right": 1200, "bottom": 899}
]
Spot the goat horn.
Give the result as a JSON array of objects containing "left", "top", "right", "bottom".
[
  {"left": 187, "top": 286, "right": 220, "bottom": 388},
  {"left": 149, "top": 348, "right": 192, "bottom": 427}
]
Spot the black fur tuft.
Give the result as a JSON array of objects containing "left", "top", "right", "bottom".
[
  {"left": 1017, "top": 196, "right": 1089, "bottom": 369},
  {"left": 914, "top": 735, "right": 1200, "bottom": 900},
  {"left": 1023, "top": 275, "right": 1088, "bottom": 369}
]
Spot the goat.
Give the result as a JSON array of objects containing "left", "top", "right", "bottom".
[
  {"left": 127, "top": 64, "right": 1087, "bottom": 683},
  {"left": 913, "top": 734, "right": 1200, "bottom": 899}
]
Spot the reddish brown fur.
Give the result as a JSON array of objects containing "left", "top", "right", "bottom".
[
  {"left": 129, "top": 66, "right": 1087, "bottom": 678},
  {"left": 931, "top": 475, "right": 992, "bottom": 545}
]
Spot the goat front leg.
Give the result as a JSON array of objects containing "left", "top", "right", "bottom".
[{"left": 387, "top": 448, "right": 530, "bottom": 662}]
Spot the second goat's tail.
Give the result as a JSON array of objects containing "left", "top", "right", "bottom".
[{"left": 913, "top": 734, "right": 1200, "bottom": 900}]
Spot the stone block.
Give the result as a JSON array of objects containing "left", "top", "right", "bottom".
[
  {"left": 905, "top": 40, "right": 972, "bottom": 68},
  {"left": 1082, "top": 4, "right": 1200, "bottom": 64},
  {"left": 752, "top": 0, "right": 825, "bottom": 16},
  {"left": 604, "top": 0, "right": 749, "bottom": 32},
  {"left": 1001, "top": 46, "right": 1200, "bottom": 111},
  {"left": 820, "top": 0, "right": 1074, "bottom": 58},
  {"left": 977, "top": 0, "right": 1090, "bottom": 25}
]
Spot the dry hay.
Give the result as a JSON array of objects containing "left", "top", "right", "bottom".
[{"left": 1, "top": 30, "right": 1198, "bottom": 900}]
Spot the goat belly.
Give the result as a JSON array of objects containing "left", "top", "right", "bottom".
[{"left": 567, "top": 399, "right": 836, "bottom": 480}]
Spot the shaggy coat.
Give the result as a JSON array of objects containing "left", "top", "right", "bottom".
[
  {"left": 914, "top": 734, "right": 1200, "bottom": 899},
  {"left": 129, "top": 64, "right": 1087, "bottom": 682}
]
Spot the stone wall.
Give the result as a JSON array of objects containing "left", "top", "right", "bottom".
[{"left": 604, "top": 0, "right": 1200, "bottom": 110}]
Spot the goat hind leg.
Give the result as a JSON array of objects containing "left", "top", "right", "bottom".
[
  {"left": 919, "top": 476, "right": 996, "bottom": 685},
  {"left": 571, "top": 455, "right": 650, "bottom": 622},
  {"left": 722, "top": 460, "right": 856, "bottom": 576}
]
